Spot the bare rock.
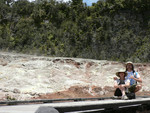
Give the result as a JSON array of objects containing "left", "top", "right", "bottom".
[
  {"left": 13, "top": 89, "right": 21, "bottom": 94},
  {"left": 91, "top": 86, "right": 103, "bottom": 93},
  {"left": 0, "top": 91, "right": 6, "bottom": 100},
  {"left": 5, "top": 94, "right": 16, "bottom": 100},
  {"left": 2, "top": 89, "right": 9, "bottom": 92},
  {"left": 0, "top": 52, "right": 150, "bottom": 100},
  {"left": 0, "top": 58, "right": 8, "bottom": 66},
  {"left": 103, "top": 86, "right": 115, "bottom": 92},
  {"left": 99, "top": 91, "right": 104, "bottom": 95}
]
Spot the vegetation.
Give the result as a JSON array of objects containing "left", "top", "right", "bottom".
[{"left": 0, "top": 0, "right": 150, "bottom": 62}]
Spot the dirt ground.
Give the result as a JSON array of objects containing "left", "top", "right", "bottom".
[{"left": 33, "top": 86, "right": 150, "bottom": 100}]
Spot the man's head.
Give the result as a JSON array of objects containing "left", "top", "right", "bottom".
[{"left": 126, "top": 61, "right": 134, "bottom": 72}]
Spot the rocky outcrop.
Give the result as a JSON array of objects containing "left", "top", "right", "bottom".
[{"left": 0, "top": 52, "right": 150, "bottom": 100}]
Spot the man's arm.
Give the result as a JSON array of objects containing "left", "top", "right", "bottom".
[
  {"left": 134, "top": 77, "right": 142, "bottom": 83},
  {"left": 130, "top": 76, "right": 142, "bottom": 83}
]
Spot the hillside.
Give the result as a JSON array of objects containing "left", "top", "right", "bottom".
[
  {"left": 0, "top": 52, "right": 150, "bottom": 100},
  {"left": 0, "top": 0, "right": 150, "bottom": 62}
]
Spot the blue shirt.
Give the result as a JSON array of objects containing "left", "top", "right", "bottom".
[{"left": 125, "top": 71, "right": 140, "bottom": 85}]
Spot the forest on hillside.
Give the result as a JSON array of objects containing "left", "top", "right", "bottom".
[{"left": 0, "top": 0, "right": 150, "bottom": 62}]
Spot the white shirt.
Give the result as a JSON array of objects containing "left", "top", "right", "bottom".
[{"left": 115, "top": 79, "right": 130, "bottom": 85}]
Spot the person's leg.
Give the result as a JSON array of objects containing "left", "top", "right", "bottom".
[
  {"left": 119, "top": 86, "right": 126, "bottom": 95},
  {"left": 114, "top": 88, "right": 122, "bottom": 96},
  {"left": 135, "top": 84, "right": 142, "bottom": 93},
  {"left": 128, "top": 85, "right": 136, "bottom": 93},
  {"left": 119, "top": 85, "right": 128, "bottom": 100}
]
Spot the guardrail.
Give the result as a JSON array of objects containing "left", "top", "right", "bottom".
[
  {"left": 0, "top": 96, "right": 149, "bottom": 106},
  {"left": 53, "top": 97, "right": 150, "bottom": 113},
  {"left": 0, "top": 96, "right": 150, "bottom": 113},
  {"left": 0, "top": 97, "right": 114, "bottom": 105}
]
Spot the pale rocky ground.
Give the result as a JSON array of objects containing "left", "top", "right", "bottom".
[{"left": 0, "top": 52, "right": 150, "bottom": 100}]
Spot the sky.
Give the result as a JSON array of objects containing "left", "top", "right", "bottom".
[
  {"left": 83, "top": 0, "right": 99, "bottom": 6},
  {"left": 26, "top": 0, "right": 99, "bottom": 6}
]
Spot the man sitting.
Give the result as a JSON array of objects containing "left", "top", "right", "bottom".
[{"left": 125, "top": 61, "right": 142, "bottom": 93}]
